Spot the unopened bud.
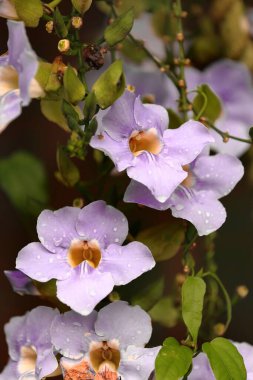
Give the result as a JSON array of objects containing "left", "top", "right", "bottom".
[
  {"left": 176, "top": 32, "right": 184, "bottom": 42},
  {"left": 58, "top": 39, "right": 70, "bottom": 53},
  {"left": 184, "top": 58, "right": 191, "bottom": 66},
  {"left": 127, "top": 84, "right": 135, "bottom": 93},
  {"left": 142, "top": 94, "right": 156, "bottom": 104},
  {"left": 178, "top": 79, "right": 186, "bottom": 88},
  {"left": 183, "top": 265, "right": 190, "bottom": 273},
  {"left": 71, "top": 16, "right": 83, "bottom": 29},
  {"left": 213, "top": 323, "right": 226, "bottom": 336},
  {"left": 236, "top": 285, "right": 249, "bottom": 298},
  {"left": 109, "top": 291, "right": 120, "bottom": 302},
  {"left": 176, "top": 273, "right": 186, "bottom": 286},
  {"left": 73, "top": 198, "right": 84, "bottom": 208},
  {"left": 223, "top": 133, "right": 229, "bottom": 143},
  {"left": 45, "top": 20, "right": 54, "bottom": 33}
]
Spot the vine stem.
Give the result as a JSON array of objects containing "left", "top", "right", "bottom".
[
  {"left": 202, "top": 272, "right": 232, "bottom": 332},
  {"left": 173, "top": 0, "right": 189, "bottom": 121},
  {"left": 208, "top": 122, "right": 252, "bottom": 144}
]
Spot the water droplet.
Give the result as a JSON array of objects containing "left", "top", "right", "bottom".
[
  {"left": 37, "top": 255, "right": 40, "bottom": 259},
  {"left": 115, "top": 238, "right": 119, "bottom": 243},
  {"left": 206, "top": 212, "right": 210, "bottom": 217},
  {"left": 175, "top": 204, "right": 184, "bottom": 211},
  {"left": 205, "top": 219, "right": 209, "bottom": 224},
  {"left": 93, "top": 229, "right": 97, "bottom": 233},
  {"left": 113, "top": 227, "right": 117, "bottom": 232}
]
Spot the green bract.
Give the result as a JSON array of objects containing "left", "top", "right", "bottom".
[
  {"left": 92, "top": 60, "right": 126, "bottom": 109},
  {"left": 104, "top": 8, "right": 134, "bottom": 46},
  {"left": 14, "top": 0, "right": 43, "bottom": 27}
]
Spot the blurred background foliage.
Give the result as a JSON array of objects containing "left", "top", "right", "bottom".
[{"left": 0, "top": 0, "right": 253, "bottom": 369}]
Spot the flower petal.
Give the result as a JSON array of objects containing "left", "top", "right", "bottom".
[
  {"left": 127, "top": 153, "right": 186, "bottom": 202},
  {"left": 119, "top": 346, "right": 160, "bottom": 380},
  {"left": 7, "top": 20, "right": 38, "bottom": 105},
  {"left": 4, "top": 315, "right": 26, "bottom": 361},
  {"left": 90, "top": 132, "right": 134, "bottom": 171},
  {"left": 0, "top": 90, "right": 22, "bottom": 133},
  {"left": 193, "top": 154, "right": 244, "bottom": 199},
  {"left": 76, "top": 200, "right": 128, "bottom": 248},
  {"left": 37, "top": 207, "right": 80, "bottom": 252},
  {"left": 37, "top": 348, "right": 60, "bottom": 380},
  {"left": 101, "top": 90, "right": 137, "bottom": 140},
  {"left": 188, "top": 353, "right": 214, "bottom": 380},
  {"left": 100, "top": 242, "right": 155, "bottom": 286},
  {"left": 134, "top": 96, "right": 169, "bottom": 135},
  {"left": 170, "top": 189, "right": 226, "bottom": 236},
  {"left": 163, "top": 120, "right": 214, "bottom": 165},
  {"left": 16, "top": 242, "right": 71, "bottom": 282},
  {"left": 0, "top": 359, "right": 18, "bottom": 380},
  {"left": 4, "top": 270, "right": 39, "bottom": 296},
  {"left": 124, "top": 180, "right": 171, "bottom": 210},
  {"left": 56, "top": 268, "right": 114, "bottom": 315},
  {"left": 51, "top": 310, "right": 97, "bottom": 359},
  {"left": 95, "top": 301, "right": 152, "bottom": 349}
]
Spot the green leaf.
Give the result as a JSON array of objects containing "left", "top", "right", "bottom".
[
  {"left": 0, "top": 151, "right": 48, "bottom": 216},
  {"left": 63, "top": 65, "right": 86, "bottom": 104},
  {"left": 71, "top": 0, "right": 92, "bottom": 14},
  {"left": 14, "top": 0, "right": 43, "bottom": 27},
  {"left": 83, "top": 91, "right": 97, "bottom": 122},
  {"left": 149, "top": 296, "right": 179, "bottom": 328},
  {"left": 35, "top": 62, "right": 53, "bottom": 91},
  {"left": 92, "top": 60, "right": 126, "bottom": 109},
  {"left": 193, "top": 84, "right": 222, "bottom": 123},
  {"left": 155, "top": 337, "right": 192, "bottom": 380},
  {"left": 104, "top": 8, "right": 134, "bottom": 46},
  {"left": 62, "top": 99, "right": 81, "bottom": 131},
  {"left": 202, "top": 338, "right": 247, "bottom": 380},
  {"left": 182, "top": 276, "right": 206, "bottom": 345},
  {"left": 131, "top": 275, "right": 165, "bottom": 311},
  {"left": 53, "top": 7, "right": 68, "bottom": 38},
  {"left": 168, "top": 108, "right": 183, "bottom": 129},
  {"left": 56, "top": 146, "right": 80, "bottom": 187},
  {"left": 41, "top": 98, "right": 70, "bottom": 131},
  {"left": 136, "top": 220, "right": 185, "bottom": 262}
]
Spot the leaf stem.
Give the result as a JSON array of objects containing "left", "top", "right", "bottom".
[
  {"left": 208, "top": 122, "right": 252, "bottom": 144},
  {"left": 46, "top": 0, "right": 63, "bottom": 9},
  {"left": 202, "top": 272, "right": 232, "bottom": 332}
]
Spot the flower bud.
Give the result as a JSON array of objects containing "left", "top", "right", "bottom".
[
  {"left": 236, "top": 285, "right": 249, "bottom": 299},
  {"left": 213, "top": 323, "right": 226, "bottom": 336},
  {"left": 45, "top": 20, "right": 54, "bottom": 33},
  {"left": 109, "top": 291, "right": 121, "bottom": 302},
  {"left": 73, "top": 198, "right": 84, "bottom": 208},
  {"left": 71, "top": 16, "right": 83, "bottom": 29},
  {"left": 58, "top": 39, "right": 70, "bottom": 53}
]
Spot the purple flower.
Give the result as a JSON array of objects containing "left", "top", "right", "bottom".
[
  {"left": 0, "top": 306, "right": 60, "bottom": 380},
  {"left": 51, "top": 300, "right": 160, "bottom": 380},
  {"left": 90, "top": 91, "right": 214, "bottom": 203},
  {"left": 0, "top": 20, "right": 44, "bottom": 133},
  {"left": 185, "top": 60, "right": 253, "bottom": 156},
  {"left": 0, "top": 0, "right": 18, "bottom": 19},
  {"left": 16, "top": 201, "right": 155, "bottom": 315},
  {"left": 188, "top": 341, "right": 253, "bottom": 380},
  {"left": 124, "top": 152, "right": 244, "bottom": 235},
  {"left": 4, "top": 270, "right": 39, "bottom": 296}
]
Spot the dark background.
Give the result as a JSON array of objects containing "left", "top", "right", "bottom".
[{"left": 0, "top": 0, "right": 253, "bottom": 369}]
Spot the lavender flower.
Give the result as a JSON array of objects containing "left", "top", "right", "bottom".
[
  {"left": 16, "top": 201, "right": 155, "bottom": 315},
  {"left": 90, "top": 90, "right": 214, "bottom": 203},
  {"left": 124, "top": 152, "right": 244, "bottom": 235},
  {"left": 0, "top": 306, "right": 60, "bottom": 380},
  {"left": 51, "top": 301, "right": 160, "bottom": 380},
  {"left": 0, "top": 20, "right": 44, "bottom": 133},
  {"left": 188, "top": 341, "right": 253, "bottom": 379},
  {"left": 4, "top": 270, "right": 39, "bottom": 296}
]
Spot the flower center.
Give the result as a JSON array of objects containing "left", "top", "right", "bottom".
[
  {"left": 17, "top": 346, "right": 37, "bottom": 376},
  {"left": 89, "top": 341, "right": 121, "bottom": 375},
  {"left": 181, "top": 165, "right": 195, "bottom": 188},
  {"left": 129, "top": 128, "right": 162, "bottom": 156},
  {"left": 67, "top": 239, "right": 101, "bottom": 269}
]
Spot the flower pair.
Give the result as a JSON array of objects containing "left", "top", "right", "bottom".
[
  {"left": 0, "top": 302, "right": 159, "bottom": 380},
  {"left": 90, "top": 90, "right": 244, "bottom": 236}
]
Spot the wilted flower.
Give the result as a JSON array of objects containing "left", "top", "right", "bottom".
[
  {"left": 90, "top": 90, "right": 213, "bottom": 203},
  {"left": 0, "top": 20, "right": 44, "bottom": 132},
  {"left": 0, "top": 306, "right": 60, "bottom": 380},
  {"left": 0, "top": 0, "right": 18, "bottom": 19},
  {"left": 16, "top": 201, "right": 155, "bottom": 315},
  {"left": 188, "top": 341, "right": 253, "bottom": 379},
  {"left": 124, "top": 152, "right": 244, "bottom": 235},
  {"left": 51, "top": 301, "right": 160, "bottom": 380},
  {"left": 4, "top": 270, "right": 39, "bottom": 296}
]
